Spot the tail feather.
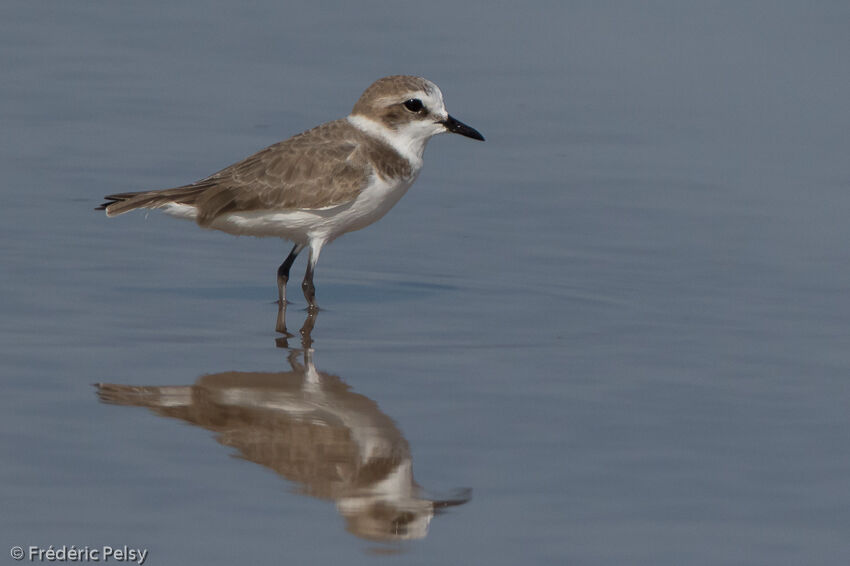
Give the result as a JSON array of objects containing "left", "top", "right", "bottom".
[
  {"left": 95, "top": 383, "right": 194, "bottom": 407},
  {"left": 96, "top": 184, "right": 211, "bottom": 217}
]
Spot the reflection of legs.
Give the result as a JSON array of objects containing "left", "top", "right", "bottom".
[
  {"left": 277, "top": 243, "right": 304, "bottom": 305},
  {"left": 302, "top": 240, "right": 325, "bottom": 310},
  {"left": 299, "top": 310, "right": 316, "bottom": 349},
  {"left": 275, "top": 296, "right": 291, "bottom": 336},
  {"left": 274, "top": 306, "right": 319, "bottom": 347}
]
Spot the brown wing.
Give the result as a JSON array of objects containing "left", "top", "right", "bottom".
[
  {"left": 99, "top": 119, "right": 373, "bottom": 225},
  {"left": 191, "top": 120, "right": 372, "bottom": 225}
]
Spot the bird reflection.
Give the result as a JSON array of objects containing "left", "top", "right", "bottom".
[{"left": 96, "top": 308, "right": 469, "bottom": 542}]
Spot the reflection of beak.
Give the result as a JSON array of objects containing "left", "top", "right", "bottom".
[
  {"left": 441, "top": 115, "right": 485, "bottom": 141},
  {"left": 432, "top": 487, "right": 473, "bottom": 512}
]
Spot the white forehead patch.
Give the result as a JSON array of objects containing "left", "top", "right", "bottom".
[{"left": 405, "top": 83, "right": 447, "bottom": 121}]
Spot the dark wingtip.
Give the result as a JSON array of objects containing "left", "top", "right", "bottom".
[{"left": 96, "top": 195, "right": 124, "bottom": 212}]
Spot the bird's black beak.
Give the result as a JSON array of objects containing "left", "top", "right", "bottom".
[{"left": 442, "top": 115, "right": 485, "bottom": 141}]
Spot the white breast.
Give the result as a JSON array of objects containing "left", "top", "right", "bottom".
[{"left": 326, "top": 172, "right": 419, "bottom": 238}]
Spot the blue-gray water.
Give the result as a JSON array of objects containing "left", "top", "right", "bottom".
[{"left": 2, "top": 2, "right": 850, "bottom": 564}]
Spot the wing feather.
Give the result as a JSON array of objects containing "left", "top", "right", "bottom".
[{"left": 99, "top": 119, "right": 377, "bottom": 224}]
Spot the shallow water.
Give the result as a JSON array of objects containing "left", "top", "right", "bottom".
[{"left": 2, "top": 2, "right": 850, "bottom": 564}]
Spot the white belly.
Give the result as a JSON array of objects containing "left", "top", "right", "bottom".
[{"left": 160, "top": 173, "right": 418, "bottom": 244}]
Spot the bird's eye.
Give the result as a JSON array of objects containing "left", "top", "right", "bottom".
[{"left": 403, "top": 99, "right": 424, "bottom": 112}]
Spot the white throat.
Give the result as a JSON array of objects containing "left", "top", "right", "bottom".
[{"left": 347, "top": 114, "right": 430, "bottom": 170}]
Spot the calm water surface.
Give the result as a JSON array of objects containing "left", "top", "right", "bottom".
[{"left": 2, "top": 2, "right": 850, "bottom": 565}]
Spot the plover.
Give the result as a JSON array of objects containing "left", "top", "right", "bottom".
[{"left": 98, "top": 75, "right": 484, "bottom": 309}]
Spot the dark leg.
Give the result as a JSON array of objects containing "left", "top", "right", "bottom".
[
  {"left": 301, "top": 240, "right": 324, "bottom": 311},
  {"left": 302, "top": 261, "right": 317, "bottom": 310},
  {"left": 277, "top": 244, "right": 303, "bottom": 305}
]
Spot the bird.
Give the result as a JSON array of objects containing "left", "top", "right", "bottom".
[{"left": 97, "top": 75, "right": 484, "bottom": 310}]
